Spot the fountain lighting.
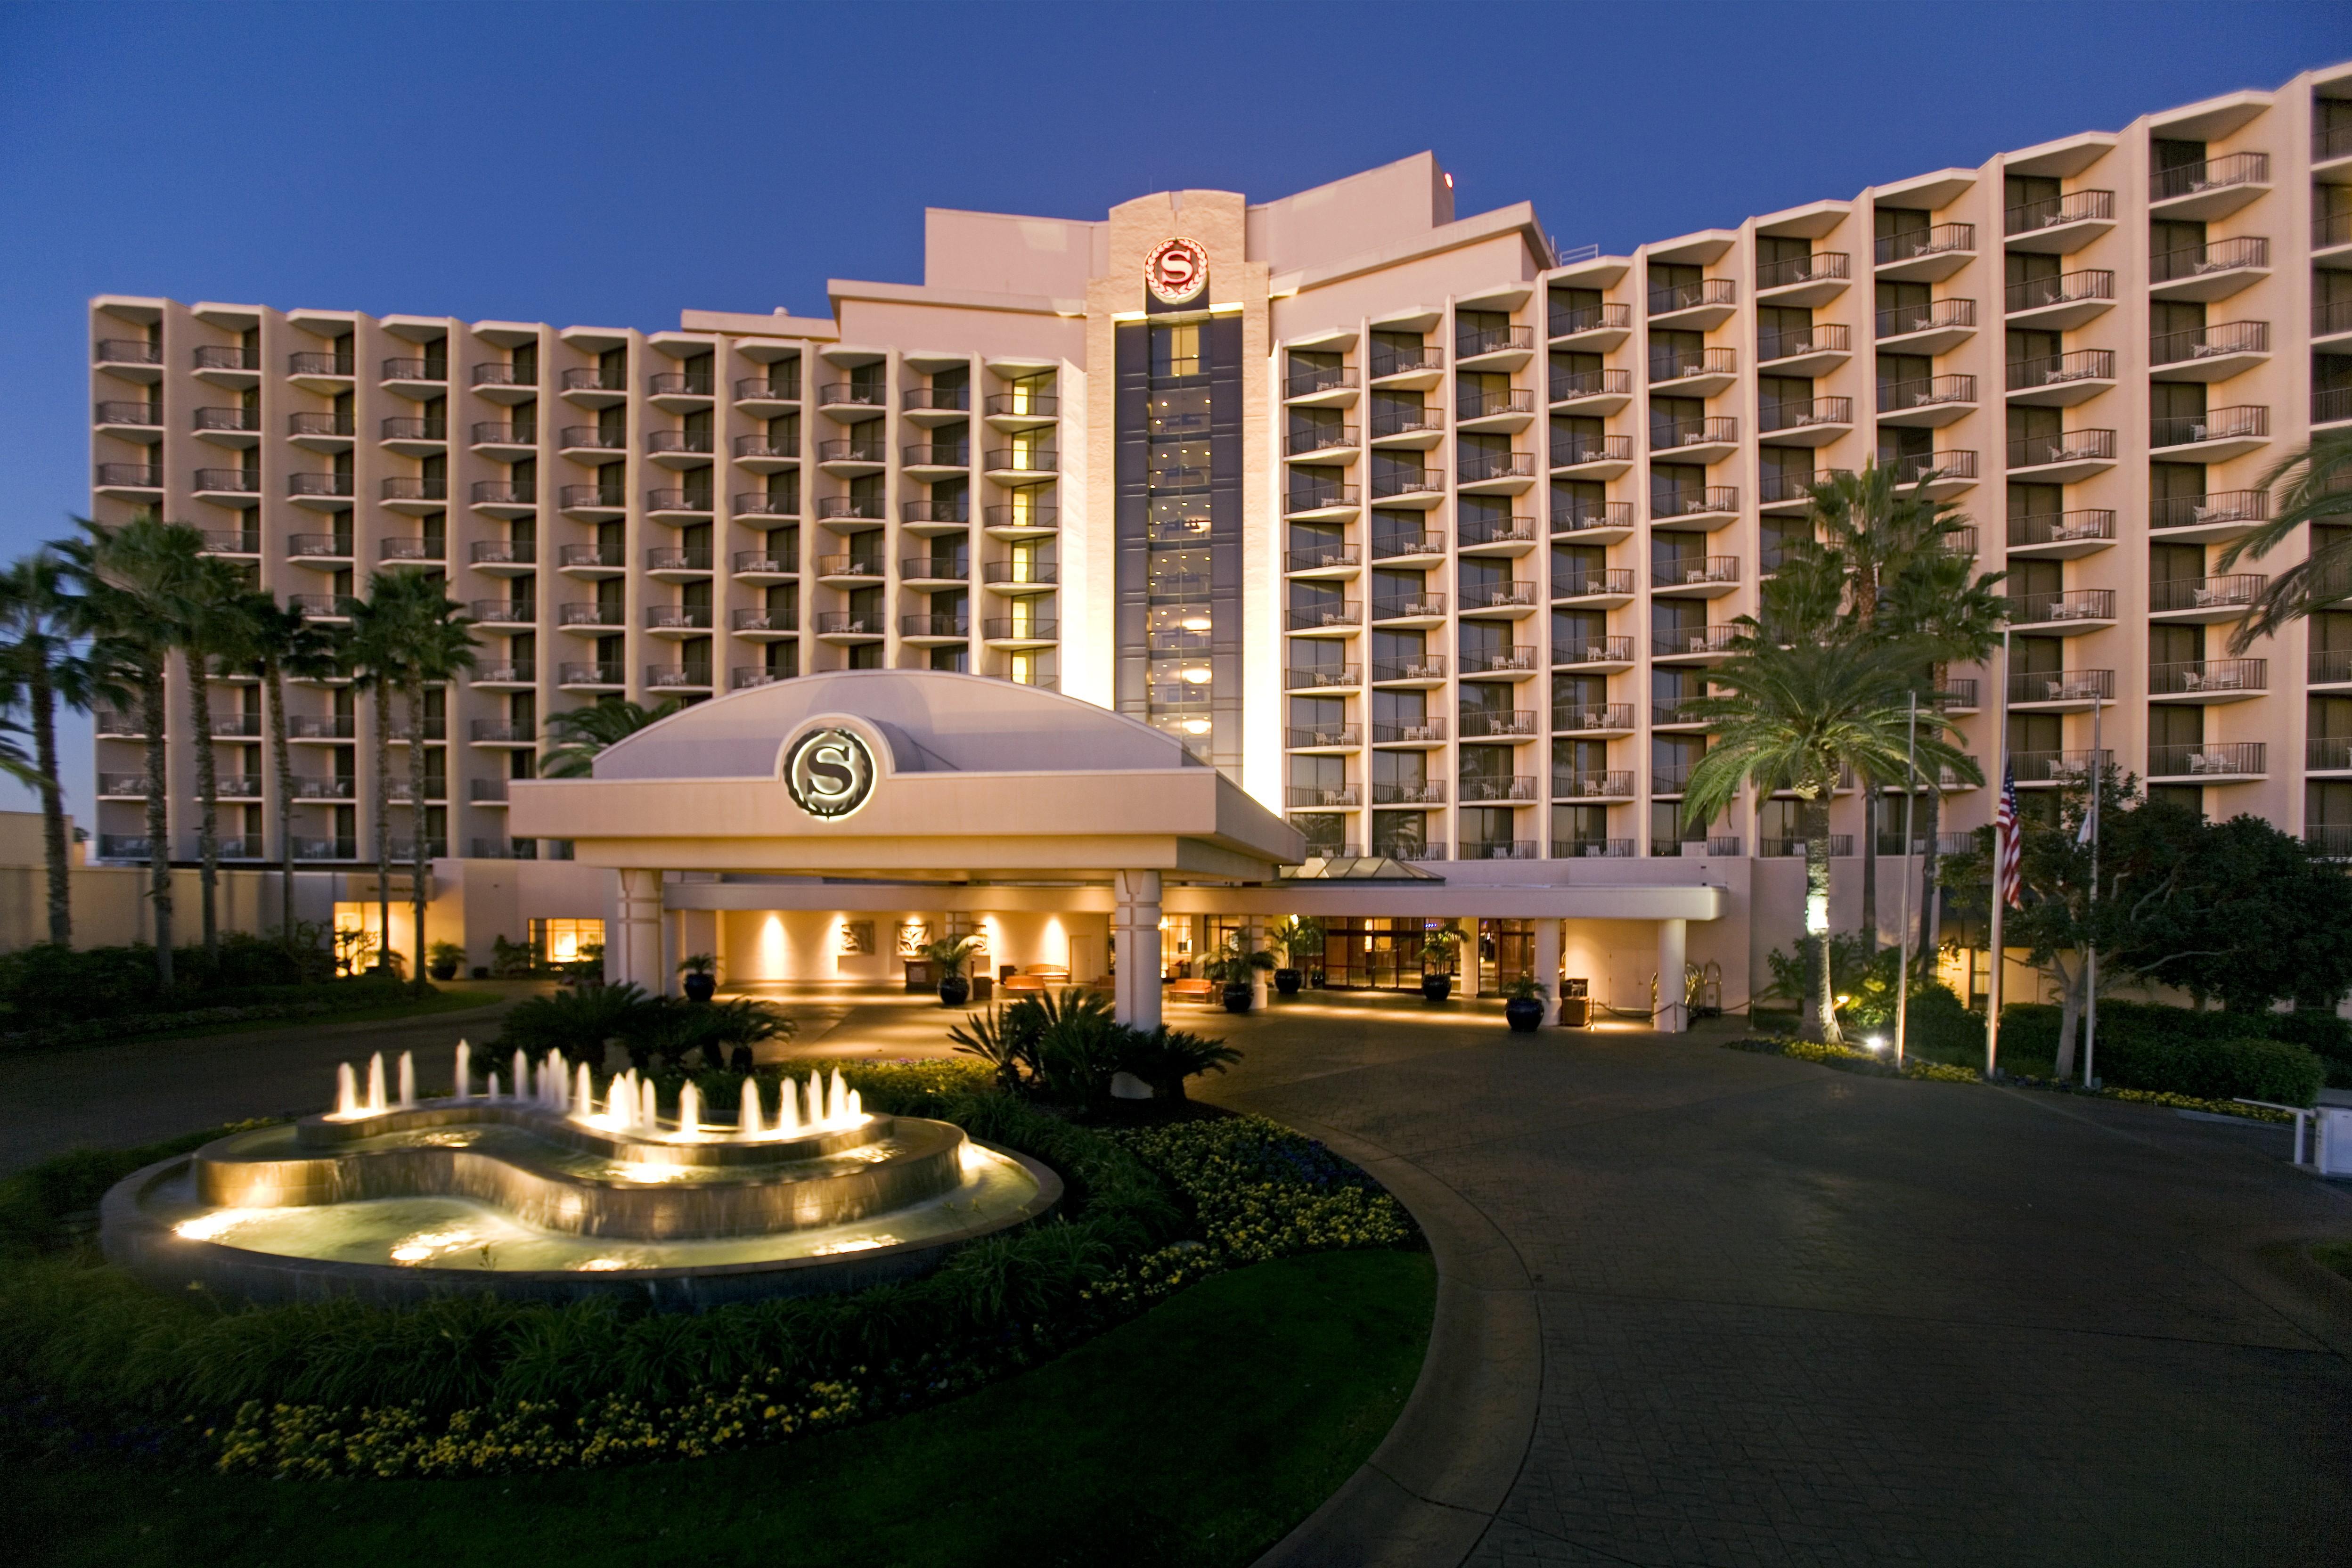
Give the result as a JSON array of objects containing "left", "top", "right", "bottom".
[
  {"left": 173, "top": 1208, "right": 262, "bottom": 1241},
  {"left": 366, "top": 1053, "right": 387, "bottom": 1115},
  {"left": 575, "top": 1062, "right": 594, "bottom": 1117},
  {"left": 678, "top": 1081, "right": 703, "bottom": 1139},
  {"left": 334, "top": 1062, "right": 359, "bottom": 1118},
  {"left": 774, "top": 1078, "right": 801, "bottom": 1136},
  {"left": 639, "top": 1076, "right": 658, "bottom": 1130},
  {"left": 487, "top": 1069, "right": 501, "bottom": 1099},
  {"left": 398, "top": 1051, "right": 416, "bottom": 1108},
  {"left": 739, "top": 1078, "right": 765, "bottom": 1139},
  {"left": 511, "top": 1048, "right": 528, "bottom": 1103},
  {"left": 454, "top": 1040, "right": 472, "bottom": 1101}
]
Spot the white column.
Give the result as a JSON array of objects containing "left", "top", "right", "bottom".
[
  {"left": 615, "top": 867, "right": 664, "bottom": 994},
  {"left": 1656, "top": 917, "right": 1688, "bottom": 1034},
  {"left": 1245, "top": 914, "right": 1268, "bottom": 1007},
  {"left": 1534, "top": 918, "right": 1563, "bottom": 1020},
  {"left": 1460, "top": 920, "right": 1481, "bottom": 997},
  {"left": 1113, "top": 869, "right": 1162, "bottom": 1032}
]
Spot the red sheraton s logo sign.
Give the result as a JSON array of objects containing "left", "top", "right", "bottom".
[{"left": 1145, "top": 237, "right": 1209, "bottom": 305}]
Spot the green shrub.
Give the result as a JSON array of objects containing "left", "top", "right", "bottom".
[{"left": 2095, "top": 1032, "right": 2323, "bottom": 1106}]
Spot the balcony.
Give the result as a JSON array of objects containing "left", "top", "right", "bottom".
[
  {"left": 1372, "top": 719, "right": 1448, "bottom": 745},
  {"left": 289, "top": 838, "right": 359, "bottom": 860},
  {"left": 902, "top": 556, "right": 970, "bottom": 586},
  {"left": 985, "top": 390, "right": 1059, "bottom": 423},
  {"left": 557, "top": 603, "right": 625, "bottom": 629},
  {"left": 1287, "top": 784, "right": 1362, "bottom": 810},
  {"left": 1286, "top": 425, "right": 1358, "bottom": 457},
  {"left": 2001, "top": 270, "right": 2116, "bottom": 331},
  {"left": 560, "top": 367, "right": 629, "bottom": 404},
  {"left": 1552, "top": 769, "right": 1635, "bottom": 801},
  {"left": 94, "top": 400, "right": 161, "bottom": 431},
  {"left": 286, "top": 532, "right": 351, "bottom": 560},
  {"left": 2149, "top": 405, "right": 2268, "bottom": 462},
  {"left": 647, "top": 430, "right": 716, "bottom": 464},
  {"left": 1455, "top": 325, "right": 1535, "bottom": 368},
  {"left": 1650, "top": 488, "right": 1739, "bottom": 527},
  {"left": 1458, "top": 646, "right": 1540, "bottom": 678},
  {"left": 1285, "top": 366, "right": 1359, "bottom": 403},
  {"left": 2149, "top": 742, "right": 2264, "bottom": 781},
  {"left": 1553, "top": 635, "right": 1636, "bottom": 670},
  {"left": 93, "top": 710, "right": 148, "bottom": 738},
  {"left": 2312, "top": 649, "right": 2352, "bottom": 689},
  {"left": 1372, "top": 528, "right": 1449, "bottom": 560},
  {"left": 2149, "top": 152, "right": 2269, "bottom": 220},
  {"left": 1370, "top": 656, "right": 1448, "bottom": 685},
  {"left": 468, "top": 599, "right": 535, "bottom": 628},
  {"left": 284, "top": 472, "right": 356, "bottom": 510},
  {"left": 1457, "top": 776, "right": 1539, "bottom": 803},
  {"left": 1548, "top": 433, "right": 1633, "bottom": 480},
  {"left": 1756, "top": 322, "right": 1852, "bottom": 377},
  {"left": 1547, "top": 302, "right": 1632, "bottom": 351},
  {"left": 194, "top": 407, "right": 263, "bottom": 441},
  {"left": 2323, "top": 297, "right": 2352, "bottom": 348},
  {"left": 1458, "top": 451, "right": 1536, "bottom": 491},
  {"left": 731, "top": 668, "right": 790, "bottom": 691},
  {"left": 558, "top": 426, "right": 626, "bottom": 456},
  {"left": 95, "top": 462, "right": 163, "bottom": 494},
  {"left": 1874, "top": 222, "right": 1975, "bottom": 280},
  {"left": 981, "top": 618, "right": 1058, "bottom": 645},
  {"left": 2149, "top": 574, "right": 2264, "bottom": 622},
  {"left": 1458, "top": 387, "right": 1536, "bottom": 430},
  {"left": 1371, "top": 781, "right": 1447, "bottom": 807},
  {"left": 812, "top": 612, "right": 884, "bottom": 642},
  {"left": 286, "top": 594, "right": 357, "bottom": 621},
  {"left": 1286, "top": 543, "right": 1359, "bottom": 574},
  {"left": 1759, "top": 395, "right": 1854, "bottom": 443},
  {"left": 559, "top": 484, "right": 627, "bottom": 516},
  {"left": 378, "top": 475, "right": 444, "bottom": 509},
  {"left": 1647, "top": 347, "right": 1737, "bottom": 395},
  {"left": 985, "top": 504, "right": 1057, "bottom": 537},
  {"left": 286, "top": 714, "right": 355, "bottom": 741},
  {"left": 1287, "top": 664, "right": 1362, "bottom": 690},
  {"left": 1369, "top": 593, "right": 1446, "bottom": 624},
  {"left": 1550, "top": 498, "right": 1636, "bottom": 540},
  {"left": 380, "top": 416, "right": 447, "bottom": 452},
  {"left": 285, "top": 351, "right": 352, "bottom": 384},
  {"left": 1546, "top": 368, "right": 1631, "bottom": 416},
  {"left": 1367, "top": 409, "right": 1446, "bottom": 446},
  {"left": 1759, "top": 469, "right": 1852, "bottom": 512},
  {"left": 647, "top": 546, "right": 713, "bottom": 577},
  {"left": 2006, "top": 350, "right": 2116, "bottom": 406},
  {"left": 559, "top": 662, "right": 625, "bottom": 689},
  {"left": 196, "top": 528, "right": 261, "bottom": 555},
  {"left": 2149, "top": 659, "right": 2266, "bottom": 702},
  {"left": 1653, "top": 625, "right": 1740, "bottom": 660},
  {"left": 1461, "top": 839, "right": 1540, "bottom": 861},
  {"left": 732, "top": 608, "right": 800, "bottom": 638},
  {"left": 2006, "top": 428, "right": 2115, "bottom": 482},
  {"left": 470, "top": 539, "right": 535, "bottom": 571},
  {"left": 472, "top": 363, "right": 536, "bottom": 396},
  {"left": 94, "top": 339, "right": 163, "bottom": 372},
  {"left": 1552, "top": 703, "right": 1637, "bottom": 735},
  {"left": 1646, "top": 277, "right": 1737, "bottom": 329},
  {"left": 2007, "top": 508, "right": 2117, "bottom": 558},
  {"left": 648, "top": 370, "right": 715, "bottom": 401},
  {"left": 2003, "top": 188, "right": 2116, "bottom": 250},
  {"left": 2006, "top": 749, "right": 2110, "bottom": 788},
  {"left": 1758, "top": 835, "right": 1855, "bottom": 859},
  {"left": 2150, "top": 489, "right": 2268, "bottom": 542},
  {"left": 902, "top": 441, "right": 971, "bottom": 473},
  {"left": 1875, "top": 296, "right": 1977, "bottom": 352},
  {"left": 2009, "top": 669, "right": 2114, "bottom": 709},
  {"left": 729, "top": 493, "right": 796, "bottom": 522},
  {"left": 380, "top": 357, "right": 449, "bottom": 390},
  {"left": 1934, "top": 680, "right": 1980, "bottom": 712},
  {"left": 817, "top": 383, "right": 888, "bottom": 416},
  {"left": 985, "top": 447, "right": 1059, "bottom": 482},
  {"left": 1878, "top": 375, "right": 1975, "bottom": 428},
  {"left": 468, "top": 421, "right": 537, "bottom": 456},
  {"left": 2149, "top": 320, "right": 2270, "bottom": 382},
  {"left": 97, "top": 772, "right": 149, "bottom": 798},
  {"left": 1551, "top": 569, "right": 1636, "bottom": 606},
  {"left": 471, "top": 481, "right": 537, "bottom": 515},
  {"left": 2006, "top": 588, "right": 2115, "bottom": 630},
  {"left": 735, "top": 376, "right": 801, "bottom": 410},
  {"left": 644, "top": 604, "right": 713, "bottom": 635},
  {"left": 2310, "top": 738, "right": 2352, "bottom": 774},
  {"left": 645, "top": 489, "right": 714, "bottom": 518},
  {"left": 558, "top": 545, "right": 624, "bottom": 577},
  {"left": 1369, "top": 469, "right": 1444, "bottom": 504},
  {"left": 1287, "top": 725, "right": 1362, "bottom": 750},
  {"left": 644, "top": 666, "right": 712, "bottom": 692},
  {"left": 2150, "top": 237, "right": 2270, "bottom": 302},
  {"left": 814, "top": 554, "right": 884, "bottom": 582},
  {"left": 1651, "top": 698, "right": 1712, "bottom": 728},
  {"left": 1458, "top": 581, "right": 1539, "bottom": 616},
  {"left": 1287, "top": 601, "right": 1360, "bottom": 632},
  {"left": 1755, "top": 251, "right": 1851, "bottom": 305},
  {"left": 471, "top": 662, "right": 535, "bottom": 687}
]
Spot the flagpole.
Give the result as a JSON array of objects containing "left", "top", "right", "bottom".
[
  {"left": 1895, "top": 692, "right": 1918, "bottom": 1067},
  {"left": 1987, "top": 629, "right": 2009, "bottom": 1079},
  {"left": 2083, "top": 694, "right": 2103, "bottom": 1088}
]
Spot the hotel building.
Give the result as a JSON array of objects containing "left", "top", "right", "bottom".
[{"left": 77, "top": 61, "right": 2352, "bottom": 1010}]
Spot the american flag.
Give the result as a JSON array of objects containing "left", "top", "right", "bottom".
[{"left": 1995, "top": 760, "right": 2023, "bottom": 909}]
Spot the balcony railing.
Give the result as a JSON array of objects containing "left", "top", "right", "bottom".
[
  {"left": 905, "top": 557, "right": 970, "bottom": 581},
  {"left": 1460, "top": 581, "right": 1540, "bottom": 612},
  {"left": 1285, "top": 366, "right": 1357, "bottom": 398},
  {"left": 813, "top": 612, "right": 882, "bottom": 637},
  {"left": 558, "top": 603, "right": 624, "bottom": 628},
  {"left": 559, "top": 484, "right": 627, "bottom": 510},
  {"left": 381, "top": 358, "right": 448, "bottom": 383},
  {"left": 1287, "top": 544, "right": 1358, "bottom": 572},
  {"left": 2151, "top": 406, "right": 2267, "bottom": 449},
  {"left": 1456, "top": 325, "right": 1534, "bottom": 357},
  {"left": 2008, "top": 509, "right": 2116, "bottom": 549},
  {"left": 1459, "top": 388, "right": 1535, "bottom": 420},
  {"left": 1757, "top": 323, "right": 1851, "bottom": 362},
  {"left": 982, "top": 618, "right": 1057, "bottom": 640},
  {"left": 1874, "top": 223, "right": 1974, "bottom": 266},
  {"left": 1286, "top": 425, "right": 1357, "bottom": 456},
  {"left": 470, "top": 539, "right": 535, "bottom": 566},
  {"left": 1459, "top": 647, "right": 1539, "bottom": 675},
  {"left": 472, "top": 481, "right": 535, "bottom": 507},
  {"left": 196, "top": 529, "right": 261, "bottom": 555},
  {"left": 645, "top": 489, "right": 713, "bottom": 513},
  {"left": 1757, "top": 253, "right": 1850, "bottom": 290},
  {"left": 2150, "top": 320, "right": 2270, "bottom": 367},
  {"left": 1760, "top": 396, "right": 1854, "bottom": 434},
  {"left": 647, "top": 430, "right": 715, "bottom": 457},
  {"left": 2311, "top": 649, "right": 2352, "bottom": 686},
  {"left": 648, "top": 547, "right": 714, "bottom": 572},
  {"left": 558, "top": 427, "right": 625, "bottom": 452},
  {"left": 985, "top": 391, "right": 1058, "bottom": 417},
  {"left": 817, "top": 383, "right": 887, "bottom": 408},
  {"left": 2005, "top": 270, "right": 2115, "bottom": 315},
  {"left": 379, "top": 476, "right": 443, "bottom": 501},
  {"left": 1552, "top": 568, "right": 1635, "bottom": 600},
  {"left": 1652, "top": 490, "right": 1739, "bottom": 523},
  {"left": 814, "top": 554, "right": 884, "bottom": 578},
  {"left": 94, "top": 340, "right": 162, "bottom": 366},
  {"left": 2309, "top": 737, "right": 2352, "bottom": 771},
  {"left": 559, "top": 662, "right": 625, "bottom": 686},
  {"left": 1287, "top": 785, "right": 1362, "bottom": 809},
  {"left": 1369, "top": 470, "right": 1443, "bottom": 500},
  {"left": 1287, "top": 725, "right": 1363, "bottom": 749},
  {"left": 1877, "top": 297, "right": 1976, "bottom": 339},
  {"left": 472, "top": 364, "right": 533, "bottom": 390},
  {"left": 471, "top": 662, "right": 534, "bottom": 684},
  {"left": 2151, "top": 152, "right": 2268, "bottom": 203},
  {"left": 734, "top": 608, "right": 800, "bottom": 634},
  {"left": 1553, "top": 704, "right": 1637, "bottom": 734},
  {"left": 94, "top": 400, "right": 160, "bottom": 426},
  {"left": 1458, "top": 709, "right": 1539, "bottom": 739},
  {"left": 2010, "top": 749, "right": 2113, "bottom": 785},
  {"left": 2151, "top": 490, "right": 2267, "bottom": 531},
  {"left": 903, "top": 442, "right": 971, "bottom": 466},
  {"left": 198, "top": 345, "right": 266, "bottom": 373},
  {"left": 2149, "top": 659, "right": 2265, "bottom": 697},
  {"left": 2151, "top": 237, "right": 2269, "bottom": 286},
  {"left": 562, "top": 368, "right": 628, "bottom": 394},
  {"left": 382, "top": 416, "right": 447, "bottom": 441},
  {"left": 1552, "top": 498, "right": 1634, "bottom": 536},
  {"left": 2009, "top": 669, "right": 2115, "bottom": 704},
  {"left": 1654, "top": 625, "right": 1740, "bottom": 657},
  {"left": 1371, "top": 780, "right": 1446, "bottom": 805},
  {"left": 1552, "top": 770, "right": 1634, "bottom": 800},
  {"left": 1548, "top": 368, "right": 1631, "bottom": 403},
  {"left": 2008, "top": 429, "right": 2115, "bottom": 469},
  {"left": 736, "top": 376, "right": 800, "bottom": 402},
  {"left": 645, "top": 667, "right": 712, "bottom": 690},
  {"left": 466, "top": 599, "right": 534, "bottom": 625},
  {"left": 286, "top": 351, "right": 352, "bottom": 377},
  {"left": 1550, "top": 434, "right": 1631, "bottom": 469},
  {"left": 2319, "top": 387, "right": 2352, "bottom": 426},
  {"left": 1758, "top": 469, "right": 1852, "bottom": 506},
  {"left": 1457, "top": 776, "right": 1539, "bottom": 802},
  {"left": 286, "top": 533, "right": 351, "bottom": 558},
  {"left": 1371, "top": 719, "right": 1448, "bottom": 743},
  {"left": 731, "top": 668, "right": 792, "bottom": 691},
  {"left": 1759, "top": 836, "right": 1855, "bottom": 858},
  {"left": 1288, "top": 602, "right": 1359, "bottom": 630},
  {"left": 986, "top": 447, "right": 1059, "bottom": 473},
  {"left": 2004, "top": 188, "right": 2114, "bottom": 235},
  {"left": 1880, "top": 375, "right": 1975, "bottom": 414},
  {"left": 1547, "top": 302, "right": 1630, "bottom": 339},
  {"left": 196, "top": 407, "right": 263, "bottom": 433},
  {"left": 1647, "top": 278, "right": 1735, "bottom": 316},
  {"left": 2007, "top": 588, "right": 2115, "bottom": 624},
  {"left": 648, "top": 371, "right": 714, "bottom": 398},
  {"left": 1459, "top": 452, "right": 1535, "bottom": 484},
  {"left": 1648, "top": 348, "right": 1736, "bottom": 384},
  {"left": 287, "top": 594, "right": 358, "bottom": 620},
  {"left": 644, "top": 604, "right": 712, "bottom": 630},
  {"left": 96, "top": 462, "right": 163, "bottom": 488},
  {"left": 1461, "top": 839, "right": 1540, "bottom": 861},
  {"left": 1286, "top": 664, "right": 1361, "bottom": 690},
  {"left": 469, "top": 421, "right": 535, "bottom": 446},
  {"left": 1555, "top": 636, "right": 1636, "bottom": 665},
  {"left": 2149, "top": 742, "right": 2264, "bottom": 778},
  {"left": 1372, "top": 528, "right": 1448, "bottom": 558},
  {"left": 2149, "top": 574, "right": 2264, "bottom": 614},
  {"left": 286, "top": 714, "right": 355, "bottom": 740},
  {"left": 2007, "top": 351, "right": 2115, "bottom": 392}
]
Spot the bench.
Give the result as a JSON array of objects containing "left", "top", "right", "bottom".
[{"left": 1166, "top": 978, "right": 1217, "bottom": 1004}]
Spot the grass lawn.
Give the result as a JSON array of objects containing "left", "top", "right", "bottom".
[
  {"left": 5, "top": 1247, "right": 1435, "bottom": 1568},
  {"left": 127, "top": 986, "right": 506, "bottom": 1045}
]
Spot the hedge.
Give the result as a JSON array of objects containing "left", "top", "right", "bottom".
[{"left": 1998, "top": 1002, "right": 2328, "bottom": 1104}]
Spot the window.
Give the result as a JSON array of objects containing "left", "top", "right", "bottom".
[
  {"left": 528, "top": 917, "right": 604, "bottom": 966},
  {"left": 1151, "top": 324, "right": 1201, "bottom": 379}
]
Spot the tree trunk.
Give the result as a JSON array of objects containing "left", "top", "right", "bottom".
[
  {"left": 1918, "top": 788, "right": 1944, "bottom": 962},
  {"left": 29, "top": 662, "right": 69, "bottom": 944},
  {"left": 1860, "top": 784, "right": 1880, "bottom": 954},
  {"left": 2052, "top": 953, "right": 2086, "bottom": 1081},
  {"left": 373, "top": 698, "right": 392, "bottom": 976},
  {"left": 407, "top": 682, "right": 431, "bottom": 995},
  {"left": 1804, "top": 793, "right": 1840, "bottom": 1044},
  {"left": 269, "top": 660, "right": 296, "bottom": 943},
  {"left": 140, "top": 664, "right": 172, "bottom": 989},
  {"left": 185, "top": 653, "right": 221, "bottom": 967}
]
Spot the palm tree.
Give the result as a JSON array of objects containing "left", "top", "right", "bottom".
[
  {"left": 539, "top": 697, "right": 682, "bottom": 777},
  {"left": 178, "top": 555, "right": 253, "bottom": 968},
  {"left": 2220, "top": 429, "right": 2352, "bottom": 652},
  {"left": 220, "top": 590, "right": 343, "bottom": 935},
  {"left": 61, "top": 515, "right": 208, "bottom": 988},
  {"left": 1681, "top": 637, "right": 1979, "bottom": 1043},
  {"left": 345, "top": 576, "right": 416, "bottom": 973},
  {"left": 376, "top": 572, "right": 476, "bottom": 992},
  {"left": 0, "top": 550, "right": 93, "bottom": 944}
]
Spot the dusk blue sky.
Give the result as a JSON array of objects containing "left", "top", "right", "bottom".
[{"left": 2, "top": 0, "right": 2347, "bottom": 817}]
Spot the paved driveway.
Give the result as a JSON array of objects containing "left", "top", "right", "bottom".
[{"left": 1211, "top": 994, "right": 2352, "bottom": 1568}]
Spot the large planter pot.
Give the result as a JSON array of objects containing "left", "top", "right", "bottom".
[
  {"left": 428, "top": 961, "right": 459, "bottom": 982},
  {"left": 938, "top": 974, "right": 971, "bottom": 1007},
  {"left": 681, "top": 972, "right": 717, "bottom": 1004},
  {"left": 1421, "top": 973, "right": 1453, "bottom": 1003},
  {"left": 1222, "top": 982, "right": 1255, "bottom": 1014},
  {"left": 1504, "top": 997, "right": 1544, "bottom": 1033},
  {"left": 1274, "top": 968, "right": 1302, "bottom": 997}
]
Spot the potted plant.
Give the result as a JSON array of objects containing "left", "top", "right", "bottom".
[
  {"left": 678, "top": 952, "right": 719, "bottom": 1004},
  {"left": 919, "top": 936, "right": 981, "bottom": 1007},
  {"left": 426, "top": 940, "right": 466, "bottom": 982},
  {"left": 1418, "top": 925, "right": 1461, "bottom": 1003},
  {"left": 1501, "top": 976, "right": 1548, "bottom": 1032},
  {"left": 1269, "top": 915, "right": 1322, "bottom": 997},
  {"left": 1207, "top": 933, "right": 1276, "bottom": 1013}
]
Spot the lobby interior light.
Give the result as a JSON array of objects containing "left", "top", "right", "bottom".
[
  {"left": 1182, "top": 666, "right": 1211, "bottom": 684},
  {"left": 1182, "top": 718, "right": 1211, "bottom": 735},
  {"left": 1181, "top": 614, "right": 1210, "bottom": 632}
]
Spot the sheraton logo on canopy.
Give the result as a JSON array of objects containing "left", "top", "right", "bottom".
[
  {"left": 1144, "top": 237, "right": 1209, "bottom": 305},
  {"left": 783, "top": 726, "right": 875, "bottom": 820}
]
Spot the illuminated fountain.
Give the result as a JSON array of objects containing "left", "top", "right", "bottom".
[{"left": 102, "top": 1041, "right": 1058, "bottom": 1308}]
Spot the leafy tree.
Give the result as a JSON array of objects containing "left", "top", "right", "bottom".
[
  {"left": 217, "top": 591, "right": 344, "bottom": 933},
  {"left": 376, "top": 572, "right": 477, "bottom": 993},
  {"left": 540, "top": 698, "right": 681, "bottom": 778},
  {"left": 0, "top": 549, "right": 95, "bottom": 943},
  {"left": 344, "top": 577, "right": 414, "bottom": 966},
  {"left": 177, "top": 554, "right": 255, "bottom": 966},
  {"left": 2219, "top": 428, "right": 2352, "bottom": 651},
  {"left": 1682, "top": 637, "right": 1978, "bottom": 1042}
]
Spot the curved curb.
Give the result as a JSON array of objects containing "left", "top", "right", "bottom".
[{"left": 1241, "top": 1108, "right": 1539, "bottom": 1568}]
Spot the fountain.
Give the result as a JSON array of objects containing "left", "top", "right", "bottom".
[{"left": 102, "top": 1039, "right": 1058, "bottom": 1309}]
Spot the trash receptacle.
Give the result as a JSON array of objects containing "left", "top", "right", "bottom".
[{"left": 1560, "top": 977, "right": 1590, "bottom": 1029}]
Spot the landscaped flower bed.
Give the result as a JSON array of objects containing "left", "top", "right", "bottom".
[
  {"left": 0, "top": 1065, "right": 1416, "bottom": 1481},
  {"left": 1724, "top": 1035, "right": 2297, "bottom": 1121}
]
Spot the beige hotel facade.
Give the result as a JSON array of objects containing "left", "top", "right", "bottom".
[{"left": 77, "top": 61, "right": 2352, "bottom": 1019}]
